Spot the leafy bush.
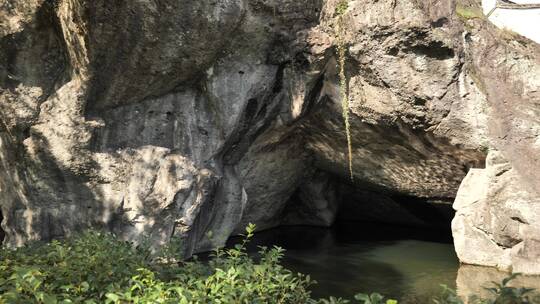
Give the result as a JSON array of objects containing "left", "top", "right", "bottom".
[
  {"left": 0, "top": 224, "right": 316, "bottom": 304},
  {"left": 0, "top": 230, "right": 149, "bottom": 303}
]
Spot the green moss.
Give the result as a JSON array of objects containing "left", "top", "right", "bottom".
[
  {"left": 338, "top": 39, "right": 354, "bottom": 182},
  {"left": 456, "top": 5, "right": 484, "bottom": 21},
  {"left": 335, "top": 0, "right": 354, "bottom": 181},
  {"left": 335, "top": 0, "right": 349, "bottom": 16}
]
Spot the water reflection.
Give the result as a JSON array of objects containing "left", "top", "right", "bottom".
[
  {"left": 233, "top": 222, "right": 458, "bottom": 303},
  {"left": 457, "top": 265, "right": 540, "bottom": 303},
  {"left": 229, "top": 223, "right": 540, "bottom": 303}
]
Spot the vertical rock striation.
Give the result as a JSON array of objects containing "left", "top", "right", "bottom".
[{"left": 0, "top": 0, "right": 539, "bottom": 272}]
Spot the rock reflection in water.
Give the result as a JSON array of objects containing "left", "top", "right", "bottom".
[
  {"left": 231, "top": 223, "right": 540, "bottom": 303},
  {"left": 457, "top": 265, "right": 540, "bottom": 303}
]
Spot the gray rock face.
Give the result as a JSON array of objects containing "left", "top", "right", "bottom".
[
  {"left": 453, "top": 151, "right": 540, "bottom": 274},
  {"left": 58, "top": 0, "right": 246, "bottom": 110},
  {"left": 0, "top": 0, "right": 539, "bottom": 272}
]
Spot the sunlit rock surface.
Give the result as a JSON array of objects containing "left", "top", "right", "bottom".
[
  {"left": 453, "top": 151, "right": 540, "bottom": 274},
  {"left": 1, "top": 0, "right": 539, "bottom": 271}
]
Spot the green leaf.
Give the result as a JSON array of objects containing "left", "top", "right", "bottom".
[
  {"left": 105, "top": 293, "right": 120, "bottom": 303},
  {"left": 42, "top": 294, "right": 58, "bottom": 304},
  {"left": 370, "top": 293, "right": 384, "bottom": 302},
  {"left": 355, "top": 293, "right": 370, "bottom": 302},
  {"left": 502, "top": 273, "right": 520, "bottom": 286},
  {"left": 80, "top": 281, "right": 90, "bottom": 292}
]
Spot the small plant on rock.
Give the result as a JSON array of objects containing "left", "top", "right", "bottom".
[{"left": 334, "top": 0, "right": 355, "bottom": 181}]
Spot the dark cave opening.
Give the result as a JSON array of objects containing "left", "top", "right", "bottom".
[
  {"left": 278, "top": 178, "right": 456, "bottom": 244},
  {"left": 230, "top": 219, "right": 458, "bottom": 301},
  {"left": 227, "top": 186, "right": 459, "bottom": 300},
  {"left": 336, "top": 193, "right": 455, "bottom": 243}
]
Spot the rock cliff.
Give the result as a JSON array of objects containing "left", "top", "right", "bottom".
[{"left": 1, "top": 0, "right": 538, "bottom": 272}]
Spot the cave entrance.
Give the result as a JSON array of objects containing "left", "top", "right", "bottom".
[
  {"left": 234, "top": 192, "right": 457, "bottom": 301},
  {"left": 239, "top": 222, "right": 458, "bottom": 301},
  {"left": 336, "top": 193, "right": 455, "bottom": 244}
]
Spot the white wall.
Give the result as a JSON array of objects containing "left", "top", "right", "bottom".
[{"left": 482, "top": 0, "right": 540, "bottom": 44}]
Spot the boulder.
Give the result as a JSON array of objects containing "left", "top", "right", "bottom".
[{"left": 453, "top": 151, "right": 540, "bottom": 274}]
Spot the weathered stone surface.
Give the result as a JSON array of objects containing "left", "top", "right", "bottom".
[
  {"left": 298, "top": 0, "right": 487, "bottom": 200},
  {"left": 0, "top": 0, "right": 66, "bottom": 134},
  {"left": 0, "top": 0, "right": 539, "bottom": 273},
  {"left": 281, "top": 170, "right": 340, "bottom": 227},
  {"left": 453, "top": 151, "right": 540, "bottom": 274},
  {"left": 449, "top": 0, "right": 540, "bottom": 273},
  {"left": 0, "top": 0, "right": 44, "bottom": 37},
  {"left": 57, "top": 0, "right": 246, "bottom": 110}
]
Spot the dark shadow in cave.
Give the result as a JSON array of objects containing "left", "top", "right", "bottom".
[
  {"left": 336, "top": 188, "right": 455, "bottom": 244},
  {"left": 227, "top": 220, "right": 458, "bottom": 301},
  {"left": 231, "top": 187, "right": 459, "bottom": 301},
  {"left": 0, "top": 210, "right": 4, "bottom": 244}
]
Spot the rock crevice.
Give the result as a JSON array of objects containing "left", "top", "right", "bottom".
[{"left": 1, "top": 0, "right": 539, "bottom": 273}]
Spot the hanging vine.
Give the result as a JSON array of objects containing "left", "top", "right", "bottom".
[{"left": 335, "top": 0, "right": 354, "bottom": 181}]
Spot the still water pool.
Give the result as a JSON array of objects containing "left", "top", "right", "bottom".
[
  {"left": 227, "top": 222, "right": 540, "bottom": 303},
  {"left": 237, "top": 222, "right": 459, "bottom": 303}
]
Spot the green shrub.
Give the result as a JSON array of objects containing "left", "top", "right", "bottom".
[
  {"left": 0, "top": 225, "right": 316, "bottom": 304},
  {"left": 0, "top": 231, "right": 149, "bottom": 303},
  {"left": 0, "top": 226, "right": 537, "bottom": 304}
]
